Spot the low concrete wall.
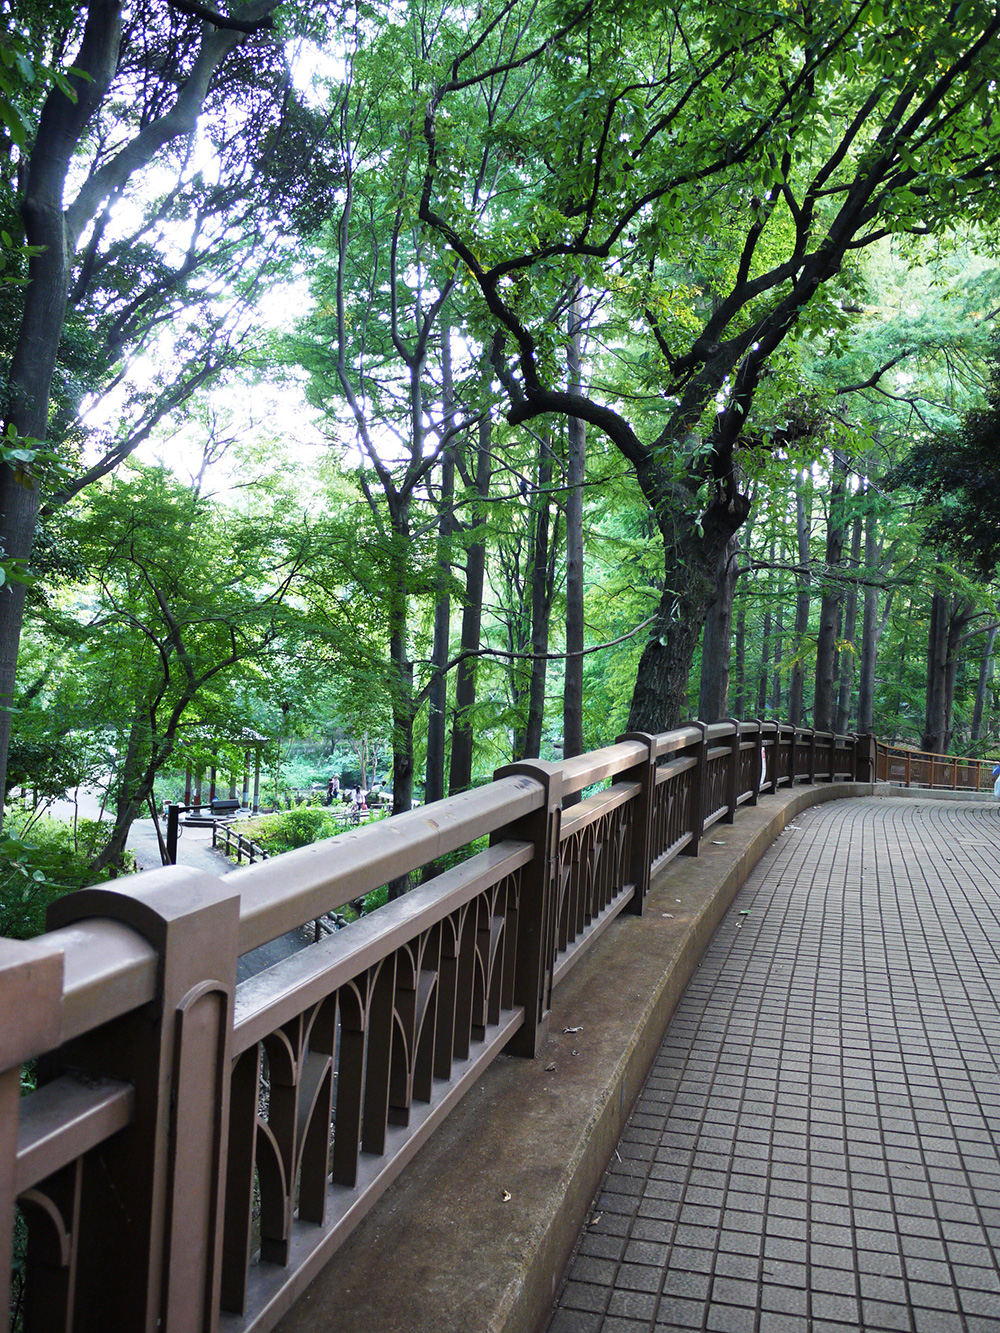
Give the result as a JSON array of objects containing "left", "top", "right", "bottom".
[
  {"left": 275, "top": 783, "right": 872, "bottom": 1333},
  {"left": 874, "top": 782, "right": 996, "bottom": 803}
]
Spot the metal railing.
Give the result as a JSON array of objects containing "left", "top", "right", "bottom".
[
  {"left": 875, "top": 740, "right": 998, "bottom": 793},
  {"left": 2, "top": 720, "right": 875, "bottom": 1333},
  {"left": 213, "top": 823, "right": 270, "bottom": 865}
]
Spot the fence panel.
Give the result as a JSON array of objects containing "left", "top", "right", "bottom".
[{"left": 3, "top": 721, "right": 870, "bottom": 1333}]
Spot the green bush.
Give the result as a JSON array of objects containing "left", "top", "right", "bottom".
[
  {"left": 234, "top": 806, "right": 344, "bottom": 856},
  {"left": 0, "top": 816, "right": 137, "bottom": 940}
]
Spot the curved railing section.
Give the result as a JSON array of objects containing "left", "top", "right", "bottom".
[
  {"left": 2, "top": 721, "right": 876, "bottom": 1333},
  {"left": 876, "top": 740, "right": 998, "bottom": 792}
]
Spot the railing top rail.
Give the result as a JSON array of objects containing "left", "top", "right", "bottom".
[
  {"left": 231, "top": 773, "right": 545, "bottom": 956},
  {"left": 703, "top": 720, "right": 737, "bottom": 743},
  {"left": 558, "top": 739, "right": 648, "bottom": 796},
  {"left": 0, "top": 921, "right": 157, "bottom": 1069},
  {"left": 650, "top": 724, "right": 703, "bottom": 758}
]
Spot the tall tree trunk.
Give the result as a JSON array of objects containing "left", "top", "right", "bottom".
[
  {"left": 856, "top": 498, "right": 879, "bottom": 734},
  {"left": 627, "top": 491, "right": 748, "bottom": 733},
  {"left": 788, "top": 481, "right": 812, "bottom": 726},
  {"left": 449, "top": 413, "right": 493, "bottom": 794},
  {"left": 563, "top": 296, "right": 586, "bottom": 760},
  {"left": 922, "top": 590, "right": 949, "bottom": 752},
  {"left": 757, "top": 541, "right": 775, "bottom": 716},
  {"left": 523, "top": 430, "right": 556, "bottom": 759},
  {"left": 424, "top": 330, "right": 456, "bottom": 805},
  {"left": 921, "top": 592, "right": 974, "bottom": 753},
  {"left": 772, "top": 597, "right": 784, "bottom": 714},
  {"left": 942, "top": 597, "right": 974, "bottom": 751},
  {"left": 971, "top": 625, "right": 997, "bottom": 744},
  {"left": 835, "top": 512, "right": 863, "bottom": 733},
  {"left": 813, "top": 459, "right": 847, "bottom": 731},
  {"left": 698, "top": 536, "right": 739, "bottom": 722}
]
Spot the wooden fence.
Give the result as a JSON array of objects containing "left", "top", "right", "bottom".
[
  {"left": 876, "top": 740, "right": 998, "bottom": 793},
  {"left": 2, "top": 721, "right": 874, "bottom": 1332}
]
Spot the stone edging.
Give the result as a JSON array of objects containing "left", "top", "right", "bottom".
[{"left": 274, "top": 783, "right": 873, "bottom": 1333}]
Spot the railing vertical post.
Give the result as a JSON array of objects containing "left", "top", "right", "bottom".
[
  {"left": 752, "top": 720, "right": 770, "bottom": 802},
  {"left": 45, "top": 867, "right": 240, "bottom": 1333},
  {"left": 492, "top": 761, "right": 562, "bottom": 1058},
  {"left": 682, "top": 722, "right": 709, "bottom": 858},
  {"left": 166, "top": 802, "right": 180, "bottom": 865},
  {"left": 807, "top": 728, "right": 818, "bottom": 784},
  {"left": 854, "top": 734, "right": 877, "bottom": 782},
  {"left": 0, "top": 939, "right": 64, "bottom": 1333},
  {"left": 905, "top": 750, "right": 912, "bottom": 786},
  {"left": 723, "top": 719, "right": 742, "bottom": 822},
  {"left": 616, "top": 732, "right": 656, "bottom": 914}
]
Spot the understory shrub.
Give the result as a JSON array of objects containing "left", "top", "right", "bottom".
[{"left": 0, "top": 815, "right": 137, "bottom": 940}]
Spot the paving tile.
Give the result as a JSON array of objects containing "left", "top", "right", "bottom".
[{"left": 547, "top": 798, "right": 1000, "bottom": 1333}]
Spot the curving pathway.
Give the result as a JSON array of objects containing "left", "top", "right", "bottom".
[{"left": 548, "top": 797, "right": 1000, "bottom": 1333}]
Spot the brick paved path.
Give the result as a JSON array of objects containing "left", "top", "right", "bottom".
[{"left": 548, "top": 797, "right": 1000, "bottom": 1333}]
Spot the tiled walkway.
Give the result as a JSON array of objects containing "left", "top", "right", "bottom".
[{"left": 548, "top": 797, "right": 1000, "bottom": 1333}]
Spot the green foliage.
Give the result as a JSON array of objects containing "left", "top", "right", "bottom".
[
  {"left": 894, "top": 345, "right": 1000, "bottom": 578},
  {"left": 234, "top": 805, "right": 387, "bottom": 856},
  {"left": 0, "top": 815, "right": 137, "bottom": 939}
]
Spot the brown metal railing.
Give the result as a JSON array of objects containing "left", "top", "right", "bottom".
[
  {"left": 2, "top": 720, "right": 875, "bottom": 1333},
  {"left": 875, "top": 740, "right": 998, "bottom": 793},
  {"left": 213, "top": 823, "right": 270, "bottom": 864}
]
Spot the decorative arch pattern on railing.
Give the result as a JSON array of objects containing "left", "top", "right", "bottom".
[{"left": 2, "top": 720, "right": 883, "bottom": 1333}]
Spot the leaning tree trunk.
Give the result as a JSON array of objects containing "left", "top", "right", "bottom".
[{"left": 697, "top": 536, "right": 739, "bottom": 723}]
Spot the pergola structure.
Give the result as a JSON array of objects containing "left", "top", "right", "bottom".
[{"left": 179, "top": 726, "right": 269, "bottom": 814}]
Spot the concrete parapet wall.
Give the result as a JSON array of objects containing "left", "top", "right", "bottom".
[
  {"left": 276, "top": 782, "right": 872, "bottom": 1333},
  {"left": 873, "top": 782, "right": 997, "bottom": 803}
]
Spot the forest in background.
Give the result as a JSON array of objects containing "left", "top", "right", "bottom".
[{"left": 4, "top": 0, "right": 1000, "bottom": 912}]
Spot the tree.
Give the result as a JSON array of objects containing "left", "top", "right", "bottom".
[
  {"left": 44, "top": 461, "right": 309, "bottom": 867},
  {"left": 418, "top": 0, "right": 1000, "bottom": 730},
  {"left": 0, "top": 0, "right": 337, "bottom": 816}
]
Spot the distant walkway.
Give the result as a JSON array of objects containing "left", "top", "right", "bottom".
[
  {"left": 549, "top": 798, "right": 1000, "bottom": 1333},
  {"left": 45, "top": 787, "right": 235, "bottom": 875}
]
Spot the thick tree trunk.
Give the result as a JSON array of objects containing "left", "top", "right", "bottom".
[
  {"left": 942, "top": 598, "right": 973, "bottom": 751},
  {"left": 788, "top": 482, "right": 811, "bottom": 726},
  {"left": 813, "top": 461, "right": 847, "bottom": 731},
  {"left": 922, "top": 592, "right": 974, "bottom": 754},
  {"left": 627, "top": 496, "right": 747, "bottom": 733},
  {"left": 698, "top": 537, "right": 739, "bottom": 722},
  {"left": 449, "top": 414, "right": 493, "bottom": 794},
  {"left": 563, "top": 298, "right": 585, "bottom": 761}
]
